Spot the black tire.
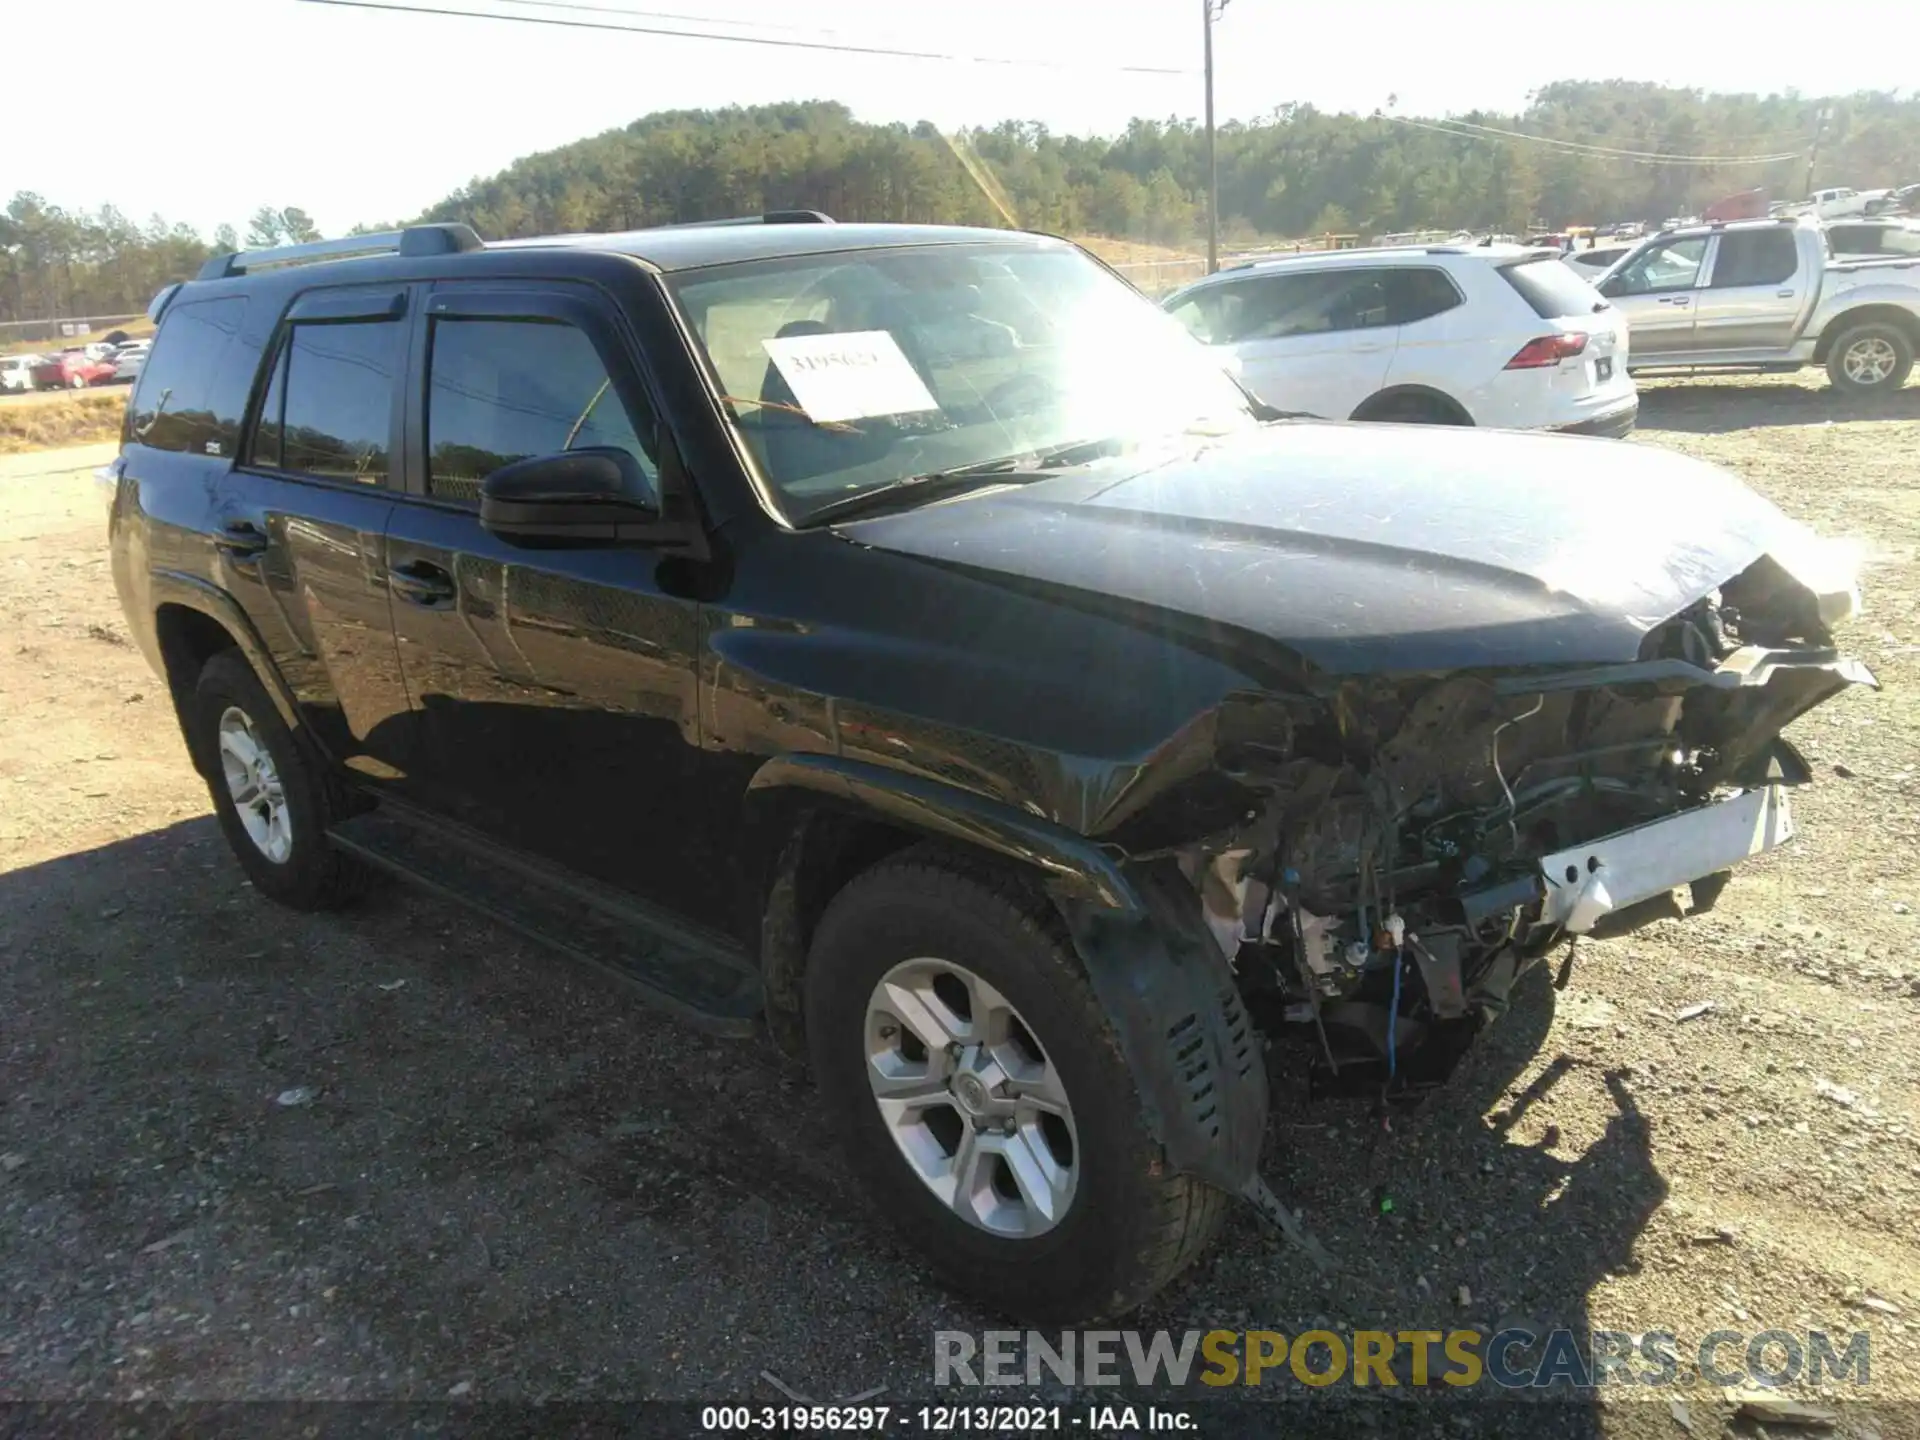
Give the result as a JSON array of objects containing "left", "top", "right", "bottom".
[
  {"left": 804, "top": 849, "right": 1228, "bottom": 1322},
  {"left": 192, "top": 650, "right": 366, "bottom": 910},
  {"left": 1356, "top": 393, "right": 1465, "bottom": 425},
  {"left": 1825, "top": 321, "right": 1915, "bottom": 395}
]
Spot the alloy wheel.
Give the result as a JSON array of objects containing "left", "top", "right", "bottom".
[
  {"left": 863, "top": 957, "right": 1079, "bottom": 1238},
  {"left": 216, "top": 706, "right": 292, "bottom": 864}
]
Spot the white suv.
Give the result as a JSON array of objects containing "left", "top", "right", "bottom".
[{"left": 1162, "top": 245, "right": 1639, "bottom": 436}]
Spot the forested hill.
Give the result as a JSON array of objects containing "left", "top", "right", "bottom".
[
  {"left": 419, "top": 85, "right": 1920, "bottom": 244},
  {"left": 5, "top": 83, "right": 1916, "bottom": 330}
]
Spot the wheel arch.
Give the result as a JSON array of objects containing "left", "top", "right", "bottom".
[
  {"left": 1813, "top": 304, "right": 1920, "bottom": 365},
  {"left": 150, "top": 571, "right": 302, "bottom": 780},
  {"left": 743, "top": 754, "right": 1269, "bottom": 1199},
  {"left": 742, "top": 753, "right": 1144, "bottom": 1058},
  {"left": 1349, "top": 383, "right": 1475, "bottom": 424}
]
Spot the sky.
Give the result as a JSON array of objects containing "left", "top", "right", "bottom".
[{"left": 7, "top": 0, "right": 1912, "bottom": 238}]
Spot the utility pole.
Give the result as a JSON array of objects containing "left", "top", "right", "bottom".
[
  {"left": 1204, "top": 0, "right": 1229, "bottom": 272},
  {"left": 1803, "top": 106, "right": 1832, "bottom": 198}
]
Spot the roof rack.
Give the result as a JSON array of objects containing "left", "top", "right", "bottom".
[
  {"left": 659, "top": 210, "right": 835, "bottom": 229},
  {"left": 195, "top": 222, "right": 486, "bottom": 281}
]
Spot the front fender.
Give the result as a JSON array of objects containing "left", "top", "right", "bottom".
[
  {"left": 745, "top": 752, "right": 1140, "bottom": 912},
  {"left": 748, "top": 753, "right": 1269, "bottom": 1193}
]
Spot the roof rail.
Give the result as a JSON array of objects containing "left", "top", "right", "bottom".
[
  {"left": 195, "top": 223, "right": 485, "bottom": 281},
  {"left": 660, "top": 210, "right": 835, "bottom": 230}
]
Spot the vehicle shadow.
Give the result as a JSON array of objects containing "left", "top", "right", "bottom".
[
  {"left": 1635, "top": 376, "right": 1920, "bottom": 434},
  {"left": 0, "top": 819, "right": 1663, "bottom": 1429}
]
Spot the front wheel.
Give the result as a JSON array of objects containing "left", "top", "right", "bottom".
[
  {"left": 69, "top": 372, "right": 89, "bottom": 389},
  {"left": 804, "top": 850, "right": 1228, "bottom": 1322},
  {"left": 1826, "top": 322, "right": 1915, "bottom": 395}
]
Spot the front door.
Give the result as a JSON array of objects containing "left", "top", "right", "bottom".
[
  {"left": 380, "top": 282, "right": 732, "bottom": 930},
  {"left": 1603, "top": 236, "right": 1708, "bottom": 359},
  {"left": 1224, "top": 267, "right": 1397, "bottom": 419},
  {"left": 1690, "top": 228, "right": 1804, "bottom": 352}
]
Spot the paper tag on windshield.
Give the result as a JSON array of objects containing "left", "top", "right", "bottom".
[{"left": 761, "top": 330, "right": 939, "bottom": 424}]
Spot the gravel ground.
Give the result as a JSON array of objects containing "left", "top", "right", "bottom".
[{"left": 2, "top": 379, "right": 1918, "bottom": 1437}]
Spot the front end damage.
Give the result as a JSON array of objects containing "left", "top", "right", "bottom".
[{"left": 1123, "top": 555, "right": 1876, "bottom": 1101}]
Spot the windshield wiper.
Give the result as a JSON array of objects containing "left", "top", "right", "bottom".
[{"left": 798, "top": 460, "right": 1048, "bottom": 527}]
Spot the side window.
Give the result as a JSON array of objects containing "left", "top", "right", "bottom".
[
  {"left": 1609, "top": 237, "right": 1709, "bottom": 295},
  {"left": 128, "top": 297, "right": 251, "bottom": 456},
  {"left": 1383, "top": 268, "right": 1462, "bottom": 325},
  {"left": 1710, "top": 230, "right": 1798, "bottom": 288},
  {"left": 250, "top": 319, "right": 402, "bottom": 484},
  {"left": 424, "top": 317, "right": 659, "bottom": 505},
  {"left": 1164, "top": 283, "right": 1251, "bottom": 346},
  {"left": 1238, "top": 269, "right": 1392, "bottom": 340}
]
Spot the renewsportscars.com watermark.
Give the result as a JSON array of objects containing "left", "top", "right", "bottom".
[{"left": 935, "top": 1328, "right": 1873, "bottom": 1391}]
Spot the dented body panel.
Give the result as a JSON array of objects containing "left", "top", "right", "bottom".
[{"left": 727, "top": 419, "right": 1872, "bottom": 1106}]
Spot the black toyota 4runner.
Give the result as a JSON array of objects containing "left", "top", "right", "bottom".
[{"left": 108, "top": 215, "right": 1873, "bottom": 1321}]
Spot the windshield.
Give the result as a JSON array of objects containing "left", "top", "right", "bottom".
[{"left": 667, "top": 241, "right": 1256, "bottom": 523}]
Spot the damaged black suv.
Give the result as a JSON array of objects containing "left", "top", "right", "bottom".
[{"left": 108, "top": 215, "right": 1875, "bottom": 1322}]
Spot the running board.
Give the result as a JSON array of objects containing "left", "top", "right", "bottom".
[{"left": 327, "top": 808, "right": 762, "bottom": 1036}]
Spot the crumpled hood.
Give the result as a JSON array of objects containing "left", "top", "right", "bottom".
[{"left": 838, "top": 421, "right": 1858, "bottom": 674}]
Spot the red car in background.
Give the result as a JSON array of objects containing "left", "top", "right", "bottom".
[{"left": 30, "top": 350, "right": 117, "bottom": 389}]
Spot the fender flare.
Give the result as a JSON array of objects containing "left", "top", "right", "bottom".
[
  {"left": 149, "top": 569, "right": 308, "bottom": 775},
  {"left": 746, "top": 753, "right": 1268, "bottom": 1193},
  {"left": 744, "top": 753, "right": 1140, "bottom": 913}
]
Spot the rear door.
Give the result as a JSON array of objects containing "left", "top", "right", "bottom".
[
  {"left": 217, "top": 285, "right": 416, "bottom": 780},
  {"left": 380, "top": 281, "right": 730, "bottom": 928},
  {"left": 1375, "top": 265, "right": 1470, "bottom": 401},
  {"left": 1691, "top": 228, "right": 1803, "bottom": 351},
  {"left": 1600, "top": 235, "right": 1709, "bottom": 358},
  {"left": 1219, "top": 267, "right": 1397, "bottom": 418}
]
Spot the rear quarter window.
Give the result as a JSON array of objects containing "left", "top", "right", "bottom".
[
  {"left": 1498, "top": 259, "right": 1605, "bottom": 319},
  {"left": 128, "top": 297, "right": 255, "bottom": 457}
]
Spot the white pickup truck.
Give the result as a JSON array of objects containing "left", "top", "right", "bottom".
[{"left": 1597, "top": 217, "right": 1920, "bottom": 394}]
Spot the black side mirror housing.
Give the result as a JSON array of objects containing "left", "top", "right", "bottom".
[{"left": 479, "top": 448, "right": 664, "bottom": 547}]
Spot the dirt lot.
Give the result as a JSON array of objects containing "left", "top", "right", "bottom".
[
  {"left": 0, "top": 389, "right": 129, "bottom": 455},
  {"left": 2, "top": 379, "right": 1918, "bottom": 1435}
]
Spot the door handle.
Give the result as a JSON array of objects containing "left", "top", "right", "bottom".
[
  {"left": 213, "top": 521, "right": 269, "bottom": 559},
  {"left": 1656, "top": 296, "right": 1691, "bottom": 306},
  {"left": 388, "top": 561, "right": 456, "bottom": 606},
  {"left": 1776, "top": 289, "right": 1795, "bottom": 298}
]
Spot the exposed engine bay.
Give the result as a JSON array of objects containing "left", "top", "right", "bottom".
[{"left": 1160, "top": 556, "right": 1875, "bottom": 1098}]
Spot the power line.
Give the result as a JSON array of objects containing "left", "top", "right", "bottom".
[
  {"left": 1431, "top": 113, "right": 1803, "bottom": 163},
  {"left": 295, "top": 0, "right": 1196, "bottom": 75},
  {"left": 490, "top": 0, "right": 899, "bottom": 44},
  {"left": 1381, "top": 113, "right": 1800, "bottom": 166}
]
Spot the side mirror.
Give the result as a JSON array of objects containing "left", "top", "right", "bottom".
[{"left": 478, "top": 448, "right": 659, "bottom": 547}]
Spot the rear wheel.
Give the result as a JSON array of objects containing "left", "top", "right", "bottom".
[
  {"left": 1826, "top": 322, "right": 1914, "bottom": 395},
  {"left": 1356, "top": 393, "right": 1466, "bottom": 425},
  {"left": 192, "top": 650, "right": 367, "bottom": 910},
  {"left": 804, "top": 850, "right": 1228, "bottom": 1322}
]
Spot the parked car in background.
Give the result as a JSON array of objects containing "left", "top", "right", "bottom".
[
  {"left": 30, "top": 349, "right": 117, "bottom": 389},
  {"left": 1598, "top": 216, "right": 1920, "bottom": 394},
  {"left": 0, "top": 355, "right": 39, "bottom": 393},
  {"left": 1825, "top": 219, "right": 1920, "bottom": 259},
  {"left": 1163, "top": 243, "right": 1637, "bottom": 435},
  {"left": 1800, "top": 188, "right": 1883, "bottom": 221},
  {"left": 1562, "top": 243, "right": 1635, "bottom": 282},
  {"left": 109, "top": 344, "right": 149, "bottom": 385}
]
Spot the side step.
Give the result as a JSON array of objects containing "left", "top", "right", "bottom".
[{"left": 327, "top": 809, "right": 762, "bottom": 1036}]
